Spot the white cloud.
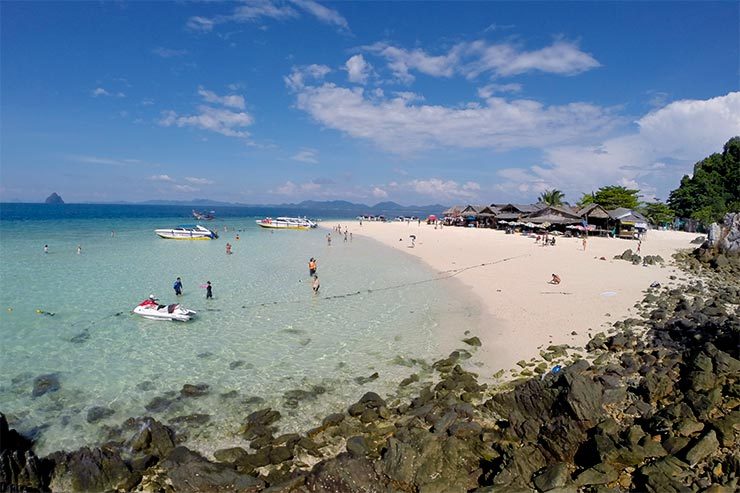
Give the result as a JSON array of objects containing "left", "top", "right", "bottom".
[
  {"left": 345, "top": 54, "right": 372, "bottom": 84},
  {"left": 495, "top": 92, "right": 740, "bottom": 201},
  {"left": 150, "top": 174, "right": 174, "bottom": 182},
  {"left": 91, "top": 87, "right": 110, "bottom": 97},
  {"left": 197, "top": 87, "right": 246, "bottom": 109},
  {"left": 70, "top": 155, "right": 141, "bottom": 166},
  {"left": 289, "top": 0, "right": 349, "bottom": 31},
  {"left": 477, "top": 83, "right": 522, "bottom": 98},
  {"left": 186, "top": 0, "right": 347, "bottom": 32},
  {"left": 159, "top": 88, "right": 253, "bottom": 139},
  {"left": 152, "top": 47, "right": 188, "bottom": 58},
  {"left": 286, "top": 68, "right": 618, "bottom": 153},
  {"left": 372, "top": 187, "right": 388, "bottom": 198},
  {"left": 272, "top": 179, "right": 326, "bottom": 195},
  {"left": 365, "top": 39, "right": 599, "bottom": 83},
  {"left": 185, "top": 176, "right": 215, "bottom": 185},
  {"left": 174, "top": 184, "right": 199, "bottom": 193},
  {"left": 291, "top": 148, "right": 319, "bottom": 164},
  {"left": 284, "top": 64, "right": 331, "bottom": 91},
  {"left": 407, "top": 178, "right": 481, "bottom": 200}
]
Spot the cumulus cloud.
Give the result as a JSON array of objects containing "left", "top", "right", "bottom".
[
  {"left": 477, "top": 83, "right": 522, "bottom": 98},
  {"left": 197, "top": 87, "right": 245, "bottom": 109},
  {"left": 272, "top": 180, "right": 325, "bottom": 195},
  {"left": 185, "top": 176, "right": 215, "bottom": 185},
  {"left": 186, "top": 0, "right": 347, "bottom": 32},
  {"left": 160, "top": 88, "right": 253, "bottom": 139},
  {"left": 364, "top": 39, "right": 599, "bottom": 83},
  {"left": 91, "top": 87, "right": 110, "bottom": 97},
  {"left": 174, "top": 184, "right": 199, "bottom": 192},
  {"left": 345, "top": 54, "right": 372, "bottom": 84},
  {"left": 291, "top": 148, "right": 319, "bottom": 163},
  {"left": 150, "top": 174, "right": 174, "bottom": 182},
  {"left": 495, "top": 92, "right": 740, "bottom": 201},
  {"left": 286, "top": 66, "right": 618, "bottom": 153},
  {"left": 285, "top": 64, "right": 331, "bottom": 91},
  {"left": 408, "top": 178, "right": 481, "bottom": 200},
  {"left": 372, "top": 187, "right": 388, "bottom": 198}
]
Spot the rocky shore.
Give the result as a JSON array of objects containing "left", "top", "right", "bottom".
[{"left": 2, "top": 246, "right": 738, "bottom": 492}]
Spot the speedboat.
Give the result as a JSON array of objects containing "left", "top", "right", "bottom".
[
  {"left": 154, "top": 224, "right": 218, "bottom": 240},
  {"left": 255, "top": 217, "right": 317, "bottom": 230},
  {"left": 133, "top": 299, "right": 196, "bottom": 322},
  {"left": 192, "top": 209, "right": 215, "bottom": 220}
]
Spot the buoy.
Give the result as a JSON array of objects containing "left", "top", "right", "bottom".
[{"left": 7, "top": 307, "right": 12, "bottom": 312}]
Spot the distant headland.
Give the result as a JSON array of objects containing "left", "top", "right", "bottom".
[{"left": 44, "top": 193, "right": 64, "bottom": 204}]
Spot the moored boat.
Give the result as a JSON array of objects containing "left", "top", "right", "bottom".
[
  {"left": 255, "top": 217, "right": 317, "bottom": 230},
  {"left": 133, "top": 297, "right": 196, "bottom": 322},
  {"left": 192, "top": 209, "right": 215, "bottom": 220},
  {"left": 155, "top": 224, "right": 218, "bottom": 240}
]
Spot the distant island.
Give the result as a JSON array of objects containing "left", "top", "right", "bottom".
[{"left": 44, "top": 193, "right": 64, "bottom": 204}]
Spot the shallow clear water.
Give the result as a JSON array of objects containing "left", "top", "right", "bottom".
[{"left": 0, "top": 207, "right": 481, "bottom": 455}]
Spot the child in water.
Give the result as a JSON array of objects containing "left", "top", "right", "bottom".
[{"left": 206, "top": 281, "right": 213, "bottom": 299}]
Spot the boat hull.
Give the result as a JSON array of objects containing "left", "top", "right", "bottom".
[
  {"left": 133, "top": 304, "right": 196, "bottom": 322},
  {"left": 154, "top": 225, "right": 218, "bottom": 240},
  {"left": 255, "top": 217, "right": 316, "bottom": 230},
  {"left": 155, "top": 232, "right": 214, "bottom": 240},
  {"left": 256, "top": 222, "right": 311, "bottom": 230}
]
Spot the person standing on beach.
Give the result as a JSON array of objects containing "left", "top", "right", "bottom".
[
  {"left": 309, "top": 258, "right": 317, "bottom": 277},
  {"left": 77, "top": 245, "right": 82, "bottom": 254},
  {"left": 312, "top": 275, "right": 320, "bottom": 294},
  {"left": 637, "top": 239, "right": 642, "bottom": 254},
  {"left": 582, "top": 235, "right": 588, "bottom": 251},
  {"left": 206, "top": 281, "right": 213, "bottom": 299},
  {"left": 327, "top": 233, "right": 332, "bottom": 246},
  {"left": 173, "top": 277, "right": 183, "bottom": 296},
  {"left": 44, "top": 244, "right": 48, "bottom": 254}
]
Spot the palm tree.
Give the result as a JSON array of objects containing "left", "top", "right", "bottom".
[{"left": 538, "top": 189, "right": 565, "bottom": 206}]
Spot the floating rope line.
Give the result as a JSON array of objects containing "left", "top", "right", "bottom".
[{"left": 240, "top": 253, "right": 532, "bottom": 310}]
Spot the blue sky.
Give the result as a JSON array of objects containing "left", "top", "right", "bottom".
[{"left": 1, "top": 1, "right": 738, "bottom": 205}]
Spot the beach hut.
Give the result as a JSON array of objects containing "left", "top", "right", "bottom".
[
  {"left": 608, "top": 208, "right": 649, "bottom": 239},
  {"left": 524, "top": 206, "right": 582, "bottom": 231},
  {"left": 576, "top": 203, "right": 612, "bottom": 235},
  {"left": 494, "top": 203, "right": 543, "bottom": 223}
]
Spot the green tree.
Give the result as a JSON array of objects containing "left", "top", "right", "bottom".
[
  {"left": 668, "top": 136, "right": 740, "bottom": 224},
  {"left": 641, "top": 201, "right": 675, "bottom": 226},
  {"left": 538, "top": 189, "right": 565, "bottom": 206},
  {"left": 577, "top": 185, "right": 640, "bottom": 210}
]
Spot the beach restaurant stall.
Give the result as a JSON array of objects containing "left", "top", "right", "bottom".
[
  {"left": 523, "top": 206, "right": 582, "bottom": 231},
  {"left": 609, "top": 208, "right": 649, "bottom": 239},
  {"left": 493, "top": 203, "right": 543, "bottom": 228},
  {"left": 459, "top": 204, "right": 498, "bottom": 228},
  {"left": 576, "top": 203, "right": 612, "bottom": 235},
  {"left": 443, "top": 205, "right": 465, "bottom": 226}
]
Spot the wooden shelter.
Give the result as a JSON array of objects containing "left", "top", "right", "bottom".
[
  {"left": 577, "top": 203, "right": 612, "bottom": 232},
  {"left": 525, "top": 206, "right": 582, "bottom": 226}
]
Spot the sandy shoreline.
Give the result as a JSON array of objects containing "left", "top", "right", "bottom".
[{"left": 324, "top": 221, "right": 699, "bottom": 374}]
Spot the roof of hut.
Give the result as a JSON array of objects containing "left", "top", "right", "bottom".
[{"left": 577, "top": 203, "right": 610, "bottom": 219}]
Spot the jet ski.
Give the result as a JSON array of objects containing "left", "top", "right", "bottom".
[{"left": 133, "top": 296, "right": 196, "bottom": 322}]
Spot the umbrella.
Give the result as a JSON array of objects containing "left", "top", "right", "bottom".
[{"left": 525, "top": 222, "right": 535, "bottom": 228}]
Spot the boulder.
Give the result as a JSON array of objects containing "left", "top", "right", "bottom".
[
  {"left": 47, "top": 446, "right": 132, "bottom": 492},
  {"left": 86, "top": 406, "right": 115, "bottom": 423},
  {"left": 304, "top": 453, "right": 386, "bottom": 492},
  {"left": 180, "top": 383, "right": 209, "bottom": 397},
  {"left": 684, "top": 430, "right": 719, "bottom": 466},
  {"left": 32, "top": 373, "right": 61, "bottom": 398}
]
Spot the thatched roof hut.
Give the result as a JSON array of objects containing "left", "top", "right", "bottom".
[
  {"left": 525, "top": 205, "right": 581, "bottom": 225},
  {"left": 443, "top": 205, "right": 464, "bottom": 217}
]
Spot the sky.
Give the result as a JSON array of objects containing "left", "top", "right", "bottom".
[{"left": 1, "top": 1, "right": 738, "bottom": 205}]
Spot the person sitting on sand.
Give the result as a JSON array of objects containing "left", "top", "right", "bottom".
[
  {"left": 550, "top": 237, "right": 556, "bottom": 246},
  {"left": 549, "top": 274, "right": 561, "bottom": 285}
]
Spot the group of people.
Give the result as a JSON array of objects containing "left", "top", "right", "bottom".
[
  {"left": 169, "top": 277, "right": 212, "bottom": 299},
  {"left": 534, "top": 234, "right": 556, "bottom": 246},
  {"left": 43, "top": 244, "right": 82, "bottom": 254}
]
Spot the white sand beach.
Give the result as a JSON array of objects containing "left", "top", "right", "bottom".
[{"left": 332, "top": 221, "right": 699, "bottom": 375}]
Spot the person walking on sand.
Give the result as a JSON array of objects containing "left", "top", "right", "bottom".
[
  {"left": 309, "top": 257, "right": 317, "bottom": 277},
  {"left": 312, "top": 275, "right": 320, "bottom": 294},
  {"left": 582, "top": 235, "right": 588, "bottom": 251},
  {"left": 206, "top": 281, "right": 213, "bottom": 299},
  {"left": 637, "top": 239, "right": 642, "bottom": 254},
  {"left": 173, "top": 277, "right": 183, "bottom": 296}
]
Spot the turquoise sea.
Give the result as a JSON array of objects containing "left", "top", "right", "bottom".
[{"left": 0, "top": 204, "right": 482, "bottom": 456}]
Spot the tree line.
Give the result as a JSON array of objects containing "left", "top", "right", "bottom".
[{"left": 536, "top": 136, "right": 739, "bottom": 227}]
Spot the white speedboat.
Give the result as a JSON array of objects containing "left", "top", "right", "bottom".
[
  {"left": 255, "top": 217, "right": 317, "bottom": 230},
  {"left": 133, "top": 299, "right": 196, "bottom": 322},
  {"left": 155, "top": 224, "right": 218, "bottom": 240}
]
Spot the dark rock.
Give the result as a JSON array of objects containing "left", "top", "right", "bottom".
[
  {"left": 354, "top": 372, "right": 379, "bottom": 385},
  {"left": 636, "top": 455, "right": 692, "bottom": 492},
  {"left": 136, "top": 381, "right": 155, "bottom": 391},
  {"left": 709, "top": 410, "right": 740, "bottom": 447},
  {"left": 533, "top": 462, "right": 570, "bottom": 492},
  {"left": 168, "top": 413, "right": 210, "bottom": 426},
  {"left": 142, "top": 446, "right": 264, "bottom": 492},
  {"left": 304, "top": 453, "right": 385, "bottom": 492},
  {"left": 229, "top": 360, "right": 247, "bottom": 370},
  {"left": 574, "top": 462, "right": 618, "bottom": 486},
  {"left": 45, "top": 192, "right": 64, "bottom": 204},
  {"left": 70, "top": 330, "right": 90, "bottom": 344},
  {"left": 462, "top": 336, "right": 482, "bottom": 347},
  {"left": 663, "top": 436, "right": 690, "bottom": 455},
  {"left": 684, "top": 430, "right": 719, "bottom": 466},
  {"left": 322, "top": 413, "right": 345, "bottom": 427},
  {"left": 346, "top": 436, "right": 370, "bottom": 457},
  {"left": 86, "top": 406, "right": 115, "bottom": 423},
  {"left": 128, "top": 417, "right": 176, "bottom": 459},
  {"left": 359, "top": 391, "right": 385, "bottom": 409},
  {"left": 399, "top": 374, "right": 420, "bottom": 387},
  {"left": 47, "top": 446, "right": 132, "bottom": 492},
  {"left": 269, "top": 446, "right": 293, "bottom": 464},
  {"left": 213, "top": 447, "right": 249, "bottom": 464},
  {"left": 283, "top": 389, "right": 316, "bottom": 409},
  {"left": 32, "top": 373, "right": 60, "bottom": 398},
  {"left": 180, "top": 383, "right": 209, "bottom": 397},
  {"left": 145, "top": 396, "right": 174, "bottom": 413}
]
